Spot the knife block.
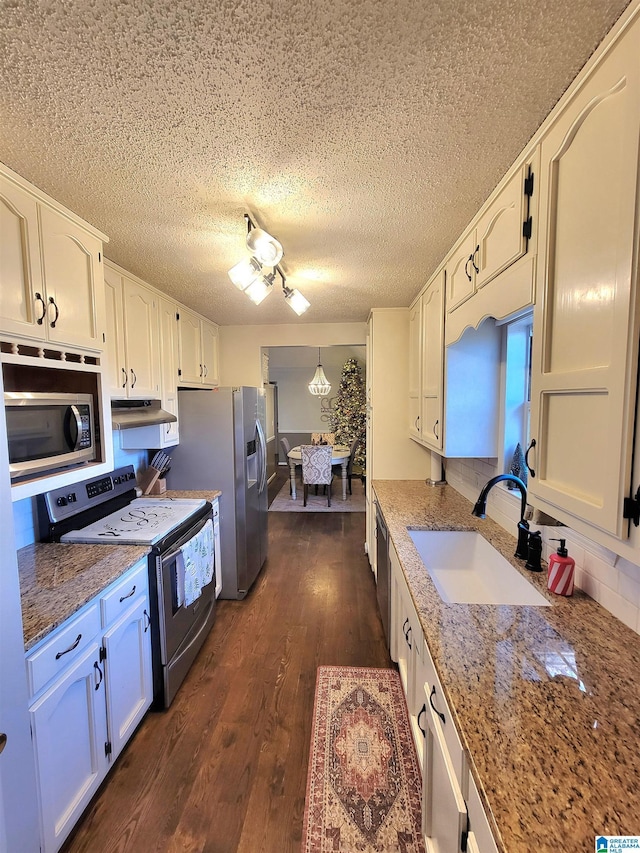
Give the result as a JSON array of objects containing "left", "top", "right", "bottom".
[
  {"left": 148, "top": 478, "right": 167, "bottom": 495},
  {"left": 138, "top": 465, "right": 161, "bottom": 495}
]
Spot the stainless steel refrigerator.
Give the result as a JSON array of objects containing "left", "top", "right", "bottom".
[{"left": 166, "top": 386, "right": 268, "bottom": 599}]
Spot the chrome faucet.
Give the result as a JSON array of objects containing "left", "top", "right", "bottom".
[{"left": 471, "top": 474, "right": 530, "bottom": 559}]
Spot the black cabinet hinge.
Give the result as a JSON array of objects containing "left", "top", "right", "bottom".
[
  {"left": 176, "top": 312, "right": 180, "bottom": 321},
  {"left": 460, "top": 810, "right": 470, "bottom": 852},
  {"left": 623, "top": 487, "right": 640, "bottom": 526},
  {"left": 99, "top": 646, "right": 107, "bottom": 662},
  {"left": 105, "top": 741, "right": 112, "bottom": 757},
  {"left": 524, "top": 169, "right": 534, "bottom": 197},
  {"left": 523, "top": 217, "right": 533, "bottom": 240},
  {"left": 178, "top": 368, "right": 182, "bottom": 377},
  {"left": 98, "top": 251, "right": 102, "bottom": 262}
]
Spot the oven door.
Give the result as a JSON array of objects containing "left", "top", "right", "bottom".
[{"left": 155, "top": 510, "right": 216, "bottom": 706}]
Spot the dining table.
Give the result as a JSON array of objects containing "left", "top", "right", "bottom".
[{"left": 287, "top": 445, "right": 351, "bottom": 501}]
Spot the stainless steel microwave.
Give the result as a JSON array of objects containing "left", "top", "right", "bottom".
[{"left": 4, "top": 392, "right": 96, "bottom": 481}]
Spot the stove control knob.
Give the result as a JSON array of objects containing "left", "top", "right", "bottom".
[
  {"left": 67, "top": 493, "right": 77, "bottom": 503},
  {"left": 56, "top": 496, "right": 68, "bottom": 507},
  {"left": 128, "top": 472, "right": 136, "bottom": 480}
]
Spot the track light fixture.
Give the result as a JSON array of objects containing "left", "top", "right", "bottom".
[{"left": 228, "top": 214, "right": 310, "bottom": 315}]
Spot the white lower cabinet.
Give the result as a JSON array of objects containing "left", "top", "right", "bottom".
[
  {"left": 389, "top": 541, "right": 497, "bottom": 853},
  {"left": 29, "top": 640, "right": 108, "bottom": 853},
  {"left": 26, "top": 558, "right": 153, "bottom": 853}
]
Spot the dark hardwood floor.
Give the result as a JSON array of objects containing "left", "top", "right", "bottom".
[{"left": 63, "top": 468, "right": 390, "bottom": 853}]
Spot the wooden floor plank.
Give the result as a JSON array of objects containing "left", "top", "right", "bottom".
[{"left": 63, "top": 503, "right": 390, "bottom": 853}]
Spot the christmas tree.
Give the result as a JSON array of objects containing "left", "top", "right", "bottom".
[{"left": 329, "top": 358, "right": 366, "bottom": 470}]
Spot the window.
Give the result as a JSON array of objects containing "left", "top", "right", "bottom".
[{"left": 502, "top": 312, "right": 533, "bottom": 477}]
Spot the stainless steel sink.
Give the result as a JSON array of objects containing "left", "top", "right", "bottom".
[{"left": 407, "top": 530, "right": 550, "bottom": 606}]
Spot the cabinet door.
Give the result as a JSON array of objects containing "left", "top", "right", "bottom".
[
  {"left": 529, "top": 17, "right": 640, "bottom": 536},
  {"left": 103, "top": 596, "right": 153, "bottom": 763},
  {"left": 103, "top": 265, "right": 127, "bottom": 396},
  {"left": 421, "top": 274, "right": 444, "bottom": 450},
  {"left": 409, "top": 301, "right": 422, "bottom": 439},
  {"left": 122, "top": 278, "right": 160, "bottom": 398},
  {"left": 201, "top": 320, "right": 219, "bottom": 386},
  {"left": 445, "top": 233, "right": 476, "bottom": 313},
  {"left": 159, "top": 297, "right": 180, "bottom": 445},
  {"left": 39, "top": 206, "right": 103, "bottom": 350},
  {"left": 178, "top": 307, "right": 204, "bottom": 384},
  {"left": 425, "top": 695, "right": 468, "bottom": 853},
  {"left": 30, "top": 641, "right": 108, "bottom": 853},
  {"left": 475, "top": 163, "right": 528, "bottom": 290},
  {"left": 0, "top": 176, "right": 45, "bottom": 339}
]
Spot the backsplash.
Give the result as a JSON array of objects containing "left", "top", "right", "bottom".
[
  {"left": 12, "top": 441, "right": 148, "bottom": 549},
  {"left": 445, "top": 457, "right": 640, "bottom": 636}
]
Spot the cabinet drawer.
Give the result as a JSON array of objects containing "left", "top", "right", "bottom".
[
  {"left": 26, "top": 604, "right": 101, "bottom": 699},
  {"left": 422, "top": 637, "right": 467, "bottom": 791},
  {"left": 100, "top": 559, "right": 148, "bottom": 627}
]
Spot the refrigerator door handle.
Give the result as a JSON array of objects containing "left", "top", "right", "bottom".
[{"left": 256, "top": 418, "right": 267, "bottom": 494}]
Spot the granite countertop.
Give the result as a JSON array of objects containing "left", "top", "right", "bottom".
[
  {"left": 149, "top": 489, "right": 222, "bottom": 502},
  {"left": 19, "top": 543, "right": 150, "bottom": 652},
  {"left": 372, "top": 480, "right": 640, "bottom": 853},
  {"left": 19, "top": 490, "right": 222, "bottom": 653}
]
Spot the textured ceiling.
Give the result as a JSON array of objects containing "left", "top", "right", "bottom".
[{"left": 0, "top": 0, "right": 631, "bottom": 326}]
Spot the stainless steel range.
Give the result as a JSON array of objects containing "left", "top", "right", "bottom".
[{"left": 39, "top": 465, "right": 217, "bottom": 708}]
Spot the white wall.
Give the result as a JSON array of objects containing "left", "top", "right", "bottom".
[
  {"left": 219, "top": 322, "right": 367, "bottom": 387},
  {"left": 269, "top": 345, "right": 365, "bottom": 432}
]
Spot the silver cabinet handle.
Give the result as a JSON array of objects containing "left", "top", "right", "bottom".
[
  {"left": 525, "top": 438, "right": 536, "bottom": 478},
  {"left": 121, "top": 367, "right": 128, "bottom": 388},
  {"left": 415, "top": 415, "right": 420, "bottom": 429},
  {"left": 94, "top": 660, "right": 103, "bottom": 691},
  {"left": 144, "top": 609, "right": 151, "bottom": 632},
  {"left": 434, "top": 419, "right": 439, "bottom": 440},
  {"left": 130, "top": 368, "right": 137, "bottom": 388}
]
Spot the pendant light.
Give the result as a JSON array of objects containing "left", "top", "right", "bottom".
[
  {"left": 228, "top": 214, "right": 311, "bottom": 315},
  {"left": 308, "top": 348, "right": 331, "bottom": 396}
]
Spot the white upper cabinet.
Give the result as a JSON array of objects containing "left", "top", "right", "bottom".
[
  {"left": 408, "top": 301, "right": 422, "bottom": 440},
  {"left": 474, "top": 162, "right": 531, "bottom": 289},
  {"left": 445, "top": 232, "right": 478, "bottom": 313},
  {"left": 157, "top": 296, "right": 180, "bottom": 446},
  {"left": 0, "top": 169, "right": 105, "bottom": 352},
  {"left": 0, "top": 175, "right": 43, "bottom": 339},
  {"left": 528, "top": 13, "right": 640, "bottom": 537},
  {"left": 178, "top": 306, "right": 219, "bottom": 387},
  {"left": 420, "top": 273, "right": 445, "bottom": 451},
  {"left": 445, "top": 163, "right": 532, "bottom": 313},
  {"left": 103, "top": 262, "right": 161, "bottom": 399}
]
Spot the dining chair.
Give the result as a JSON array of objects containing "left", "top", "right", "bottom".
[
  {"left": 300, "top": 444, "right": 333, "bottom": 507},
  {"left": 346, "top": 437, "right": 360, "bottom": 495}
]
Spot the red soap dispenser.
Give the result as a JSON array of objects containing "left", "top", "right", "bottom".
[{"left": 547, "top": 538, "right": 575, "bottom": 596}]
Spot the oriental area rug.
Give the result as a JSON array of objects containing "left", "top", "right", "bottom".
[{"left": 302, "top": 666, "right": 425, "bottom": 853}]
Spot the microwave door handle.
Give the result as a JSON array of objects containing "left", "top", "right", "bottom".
[{"left": 65, "top": 405, "right": 83, "bottom": 451}]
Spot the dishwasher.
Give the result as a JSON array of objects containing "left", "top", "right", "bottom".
[{"left": 375, "top": 503, "right": 391, "bottom": 647}]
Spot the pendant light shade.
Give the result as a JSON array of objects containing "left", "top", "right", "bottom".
[
  {"left": 308, "top": 348, "right": 331, "bottom": 396},
  {"left": 246, "top": 227, "right": 284, "bottom": 266},
  {"left": 284, "top": 286, "right": 311, "bottom": 316},
  {"left": 228, "top": 256, "right": 262, "bottom": 291}
]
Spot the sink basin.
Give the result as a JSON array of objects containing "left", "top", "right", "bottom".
[{"left": 407, "top": 530, "right": 550, "bottom": 606}]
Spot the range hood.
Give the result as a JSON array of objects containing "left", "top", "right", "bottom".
[{"left": 110, "top": 400, "right": 177, "bottom": 430}]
